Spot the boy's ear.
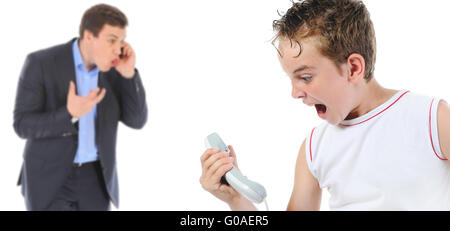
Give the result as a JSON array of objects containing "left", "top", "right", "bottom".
[{"left": 346, "top": 53, "right": 365, "bottom": 83}]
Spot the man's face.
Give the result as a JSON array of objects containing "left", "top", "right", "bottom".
[
  {"left": 85, "top": 24, "right": 126, "bottom": 72},
  {"left": 278, "top": 37, "right": 357, "bottom": 125}
]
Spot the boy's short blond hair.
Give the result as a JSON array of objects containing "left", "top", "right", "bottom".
[{"left": 273, "top": 0, "right": 376, "bottom": 80}]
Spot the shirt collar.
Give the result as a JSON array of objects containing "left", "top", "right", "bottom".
[{"left": 72, "top": 39, "right": 99, "bottom": 74}]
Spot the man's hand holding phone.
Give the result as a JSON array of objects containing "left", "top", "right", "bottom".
[{"left": 115, "top": 41, "right": 136, "bottom": 79}]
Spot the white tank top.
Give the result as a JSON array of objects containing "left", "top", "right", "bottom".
[{"left": 306, "top": 90, "right": 450, "bottom": 210}]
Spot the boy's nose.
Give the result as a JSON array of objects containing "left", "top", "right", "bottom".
[{"left": 291, "top": 86, "right": 306, "bottom": 99}]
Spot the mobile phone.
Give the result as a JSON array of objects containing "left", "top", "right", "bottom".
[{"left": 119, "top": 47, "right": 124, "bottom": 59}]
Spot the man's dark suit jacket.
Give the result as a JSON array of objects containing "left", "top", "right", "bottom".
[{"left": 13, "top": 38, "right": 148, "bottom": 210}]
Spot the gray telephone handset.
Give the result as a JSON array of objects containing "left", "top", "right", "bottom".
[{"left": 205, "top": 133, "right": 267, "bottom": 204}]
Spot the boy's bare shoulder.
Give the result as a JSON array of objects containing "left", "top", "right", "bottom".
[{"left": 437, "top": 100, "right": 450, "bottom": 160}]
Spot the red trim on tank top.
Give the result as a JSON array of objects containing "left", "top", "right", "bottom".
[
  {"left": 429, "top": 98, "right": 448, "bottom": 160},
  {"left": 340, "top": 91, "right": 410, "bottom": 127},
  {"left": 309, "top": 127, "right": 316, "bottom": 162}
]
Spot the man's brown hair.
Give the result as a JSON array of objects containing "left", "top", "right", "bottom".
[
  {"left": 273, "top": 0, "right": 376, "bottom": 80},
  {"left": 79, "top": 4, "right": 128, "bottom": 39}
]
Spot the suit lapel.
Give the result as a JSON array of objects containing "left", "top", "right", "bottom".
[
  {"left": 96, "top": 72, "right": 106, "bottom": 146},
  {"left": 53, "top": 38, "right": 108, "bottom": 149},
  {"left": 54, "top": 38, "right": 77, "bottom": 100}
]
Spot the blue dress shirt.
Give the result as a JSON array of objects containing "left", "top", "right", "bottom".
[{"left": 72, "top": 39, "right": 99, "bottom": 164}]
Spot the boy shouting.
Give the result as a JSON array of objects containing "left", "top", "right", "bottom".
[{"left": 200, "top": 0, "right": 450, "bottom": 210}]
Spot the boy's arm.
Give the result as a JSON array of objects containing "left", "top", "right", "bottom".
[
  {"left": 438, "top": 101, "right": 450, "bottom": 160},
  {"left": 286, "top": 139, "right": 322, "bottom": 211}
]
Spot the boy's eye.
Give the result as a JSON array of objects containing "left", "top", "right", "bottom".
[
  {"left": 109, "top": 39, "right": 115, "bottom": 44},
  {"left": 300, "top": 76, "right": 312, "bottom": 82}
]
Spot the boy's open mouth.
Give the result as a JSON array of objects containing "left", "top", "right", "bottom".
[{"left": 315, "top": 104, "right": 327, "bottom": 119}]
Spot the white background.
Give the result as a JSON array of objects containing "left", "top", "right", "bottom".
[{"left": 0, "top": 0, "right": 449, "bottom": 211}]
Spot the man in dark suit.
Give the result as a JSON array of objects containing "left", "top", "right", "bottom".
[{"left": 13, "top": 4, "right": 147, "bottom": 211}]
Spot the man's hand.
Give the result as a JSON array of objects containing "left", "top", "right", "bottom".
[
  {"left": 66, "top": 81, "right": 106, "bottom": 118},
  {"left": 115, "top": 42, "right": 136, "bottom": 79}
]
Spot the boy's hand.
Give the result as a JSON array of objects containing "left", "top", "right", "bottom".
[{"left": 200, "top": 145, "right": 240, "bottom": 204}]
